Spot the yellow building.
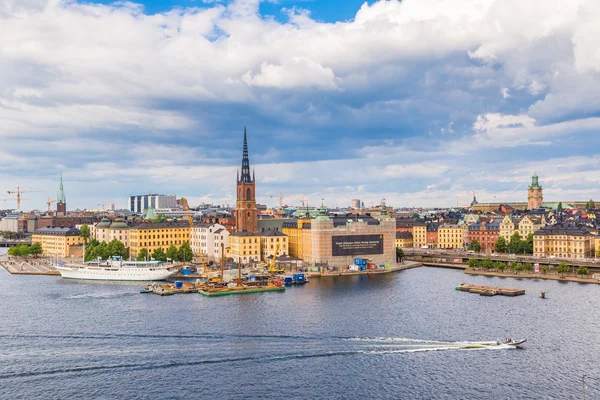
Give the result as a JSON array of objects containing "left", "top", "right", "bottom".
[
  {"left": 534, "top": 226, "right": 594, "bottom": 259},
  {"left": 396, "top": 232, "right": 413, "bottom": 248},
  {"left": 32, "top": 227, "right": 84, "bottom": 258},
  {"left": 412, "top": 225, "right": 427, "bottom": 248},
  {"left": 129, "top": 222, "right": 190, "bottom": 258},
  {"left": 438, "top": 224, "right": 464, "bottom": 249},
  {"left": 282, "top": 218, "right": 311, "bottom": 258},
  {"left": 500, "top": 216, "right": 518, "bottom": 241},
  {"left": 518, "top": 215, "right": 544, "bottom": 239},
  {"left": 230, "top": 231, "right": 261, "bottom": 264},
  {"left": 260, "top": 230, "right": 289, "bottom": 261}
]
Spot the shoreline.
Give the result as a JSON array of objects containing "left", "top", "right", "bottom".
[
  {"left": 308, "top": 261, "right": 422, "bottom": 278},
  {"left": 464, "top": 268, "right": 600, "bottom": 285},
  {"left": 0, "top": 255, "right": 61, "bottom": 276}
]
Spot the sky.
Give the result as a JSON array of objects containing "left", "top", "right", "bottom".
[{"left": 2, "top": 0, "right": 600, "bottom": 211}]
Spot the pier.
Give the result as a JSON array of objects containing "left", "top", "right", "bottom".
[
  {"left": 0, "top": 255, "right": 60, "bottom": 276},
  {"left": 456, "top": 283, "right": 525, "bottom": 297}
]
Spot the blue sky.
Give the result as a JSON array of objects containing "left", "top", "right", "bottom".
[{"left": 1, "top": 0, "right": 600, "bottom": 210}]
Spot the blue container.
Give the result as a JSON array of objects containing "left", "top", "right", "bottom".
[
  {"left": 174, "top": 281, "right": 183, "bottom": 289},
  {"left": 354, "top": 258, "right": 362, "bottom": 266},
  {"left": 359, "top": 266, "right": 367, "bottom": 271},
  {"left": 181, "top": 268, "right": 191, "bottom": 276},
  {"left": 284, "top": 277, "right": 293, "bottom": 283},
  {"left": 293, "top": 274, "right": 305, "bottom": 282},
  {"left": 379, "top": 264, "right": 385, "bottom": 269}
]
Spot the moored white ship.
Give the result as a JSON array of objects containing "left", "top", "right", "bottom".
[{"left": 56, "top": 256, "right": 179, "bottom": 281}]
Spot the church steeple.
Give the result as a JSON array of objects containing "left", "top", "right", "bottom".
[
  {"left": 57, "top": 172, "right": 66, "bottom": 203},
  {"left": 240, "top": 125, "right": 252, "bottom": 183}
]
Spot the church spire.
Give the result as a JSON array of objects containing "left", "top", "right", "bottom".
[
  {"left": 240, "top": 125, "right": 252, "bottom": 183},
  {"left": 57, "top": 172, "right": 66, "bottom": 203}
]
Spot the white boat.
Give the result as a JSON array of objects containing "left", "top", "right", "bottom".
[
  {"left": 498, "top": 338, "right": 527, "bottom": 347},
  {"left": 56, "top": 256, "right": 179, "bottom": 281}
]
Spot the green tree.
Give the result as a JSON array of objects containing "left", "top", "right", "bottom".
[
  {"left": 497, "top": 262, "right": 506, "bottom": 273},
  {"left": 557, "top": 202, "right": 563, "bottom": 211},
  {"left": 395, "top": 247, "right": 405, "bottom": 262},
  {"left": 541, "top": 265, "right": 549, "bottom": 275},
  {"left": 523, "top": 233, "right": 534, "bottom": 254},
  {"left": 514, "top": 263, "right": 523, "bottom": 274},
  {"left": 494, "top": 236, "right": 508, "bottom": 253},
  {"left": 136, "top": 248, "right": 149, "bottom": 261},
  {"left": 467, "top": 258, "right": 478, "bottom": 269},
  {"left": 468, "top": 240, "right": 481, "bottom": 252},
  {"left": 413, "top": 213, "right": 420, "bottom": 219},
  {"left": 482, "top": 259, "right": 494, "bottom": 270},
  {"left": 577, "top": 266, "right": 589, "bottom": 277},
  {"left": 108, "top": 239, "right": 128, "bottom": 259},
  {"left": 8, "top": 244, "right": 29, "bottom": 257},
  {"left": 557, "top": 262, "right": 569, "bottom": 277},
  {"left": 152, "top": 247, "right": 167, "bottom": 262},
  {"left": 151, "top": 214, "right": 167, "bottom": 223},
  {"left": 178, "top": 242, "right": 194, "bottom": 262},
  {"left": 30, "top": 242, "right": 43, "bottom": 257},
  {"left": 509, "top": 261, "right": 518, "bottom": 273},
  {"left": 166, "top": 244, "right": 180, "bottom": 262},
  {"left": 79, "top": 224, "right": 91, "bottom": 243},
  {"left": 524, "top": 262, "right": 534, "bottom": 273},
  {"left": 508, "top": 232, "right": 522, "bottom": 254}
]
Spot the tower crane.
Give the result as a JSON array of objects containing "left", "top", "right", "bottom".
[
  {"left": 47, "top": 199, "right": 57, "bottom": 212},
  {"left": 269, "top": 192, "right": 284, "bottom": 208},
  {"left": 180, "top": 197, "right": 208, "bottom": 269},
  {"left": 6, "top": 187, "right": 41, "bottom": 211}
]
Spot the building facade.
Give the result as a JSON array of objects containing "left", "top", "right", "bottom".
[
  {"left": 230, "top": 230, "right": 261, "bottom": 264},
  {"left": 191, "top": 223, "right": 230, "bottom": 262},
  {"left": 32, "top": 227, "right": 84, "bottom": 257},
  {"left": 129, "top": 194, "right": 177, "bottom": 214},
  {"left": 129, "top": 222, "right": 190, "bottom": 258},
  {"left": 260, "top": 230, "right": 289, "bottom": 261},
  {"left": 235, "top": 127, "right": 258, "bottom": 233},
  {"left": 533, "top": 225, "right": 594, "bottom": 259},
  {"left": 467, "top": 221, "right": 499, "bottom": 251},
  {"left": 438, "top": 224, "right": 464, "bottom": 249},
  {"left": 412, "top": 224, "right": 427, "bottom": 248},
  {"left": 396, "top": 232, "right": 413, "bottom": 248}
]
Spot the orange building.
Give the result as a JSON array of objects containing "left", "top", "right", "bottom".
[{"left": 235, "top": 126, "right": 258, "bottom": 233}]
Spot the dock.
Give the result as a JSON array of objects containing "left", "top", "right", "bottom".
[
  {"left": 198, "top": 285, "right": 285, "bottom": 296},
  {"left": 0, "top": 256, "right": 61, "bottom": 276},
  {"left": 456, "top": 283, "right": 525, "bottom": 297}
]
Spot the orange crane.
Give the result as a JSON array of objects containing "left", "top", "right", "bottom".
[
  {"left": 269, "top": 192, "right": 284, "bottom": 208},
  {"left": 180, "top": 197, "right": 208, "bottom": 269},
  {"left": 7, "top": 187, "right": 41, "bottom": 211},
  {"left": 47, "top": 198, "right": 57, "bottom": 212}
]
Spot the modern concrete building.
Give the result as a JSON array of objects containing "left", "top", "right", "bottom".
[{"left": 129, "top": 194, "right": 177, "bottom": 214}]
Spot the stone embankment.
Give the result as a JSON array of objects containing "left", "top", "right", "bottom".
[
  {"left": 0, "top": 255, "right": 60, "bottom": 276},
  {"left": 465, "top": 268, "right": 600, "bottom": 285},
  {"left": 308, "top": 261, "right": 421, "bottom": 278}
]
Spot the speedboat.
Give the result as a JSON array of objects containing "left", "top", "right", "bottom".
[{"left": 498, "top": 338, "right": 527, "bottom": 347}]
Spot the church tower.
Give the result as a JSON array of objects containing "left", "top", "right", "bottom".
[
  {"left": 235, "top": 126, "right": 258, "bottom": 233},
  {"left": 56, "top": 172, "right": 67, "bottom": 216},
  {"left": 527, "top": 172, "right": 543, "bottom": 210}
]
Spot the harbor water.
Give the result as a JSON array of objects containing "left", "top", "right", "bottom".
[{"left": 1, "top": 256, "right": 600, "bottom": 399}]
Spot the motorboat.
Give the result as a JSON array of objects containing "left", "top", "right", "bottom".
[{"left": 498, "top": 338, "right": 527, "bottom": 347}]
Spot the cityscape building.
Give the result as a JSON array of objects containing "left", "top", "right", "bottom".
[
  {"left": 528, "top": 173, "right": 544, "bottom": 210},
  {"left": 56, "top": 173, "right": 67, "bottom": 216},
  {"left": 128, "top": 221, "right": 190, "bottom": 258},
  {"left": 235, "top": 126, "right": 258, "bottom": 233},
  {"left": 32, "top": 227, "right": 84, "bottom": 258},
  {"left": 129, "top": 194, "right": 177, "bottom": 214}
]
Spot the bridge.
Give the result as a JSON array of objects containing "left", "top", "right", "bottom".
[{"left": 0, "top": 240, "right": 32, "bottom": 248}]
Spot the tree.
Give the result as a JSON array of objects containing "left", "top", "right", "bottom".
[
  {"left": 413, "top": 213, "right": 420, "bottom": 219},
  {"left": 8, "top": 244, "right": 30, "bottom": 257},
  {"left": 586, "top": 199, "right": 596, "bottom": 210},
  {"left": 30, "top": 242, "right": 43, "bottom": 257},
  {"left": 497, "top": 262, "right": 506, "bottom": 273},
  {"left": 514, "top": 263, "right": 523, "bottom": 274},
  {"left": 136, "top": 248, "right": 149, "bottom": 261},
  {"left": 468, "top": 240, "right": 481, "bottom": 252},
  {"left": 541, "top": 265, "right": 549, "bottom": 275},
  {"left": 557, "top": 262, "right": 569, "bottom": 278},
  {"left": 482, "top": 259, "right": 494, "bottom": 270},
  {"left": 494, "top": 237, "right": 508, "bottom": 253},
  {"left": 509, "top": 261, "right": 518, "bottom": 273},
  {"left": 508, "top": 232, "right": 522, "bottom": 254},
  {"left": 524, "top": 262, "right": 534, "bottom": 273},
  {"left": 467, "top": 258, "right": 478, "bottom": 269},
  {"left": 108, "top": 239, "right": 128, "bottom": 259},
  {"left": 395, "top": 247, "right": 405, "bottom": 262},
  {"left": 557, "top": 202, "right": 563, "bottom": 211},
  {"left": 79, "top": 224, "right": 91, "bottom": 243},
  {"left": 577, "top": 266, "right": 589, "bottom": 277},
  {"left": 152, "top": 247, "right": 167, "bottom": 262},
  {"left": 166, "top": 244, "right": 180, "bottom": 262},
  {"left": 523, "top": 233, "right": 534, "bottom": 255},
  {"left": 178, "top": 242, "right": 194, "bottom": 262}
]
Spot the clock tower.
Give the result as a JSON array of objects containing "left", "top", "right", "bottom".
[{"left": 235, "top": 126, "right": 258, "bottom": 233}]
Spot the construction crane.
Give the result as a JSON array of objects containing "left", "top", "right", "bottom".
[
  {"left": 47, "top": 199, "right": 57, "bottom": 212},
  {"left": 180, "top": 197, "right": 208, "bottom": 269},
  {"left": 7, "top": 187, "right": 41, "bottom": 211},
  {"left": 269, "top": 192, "right": 284, "bottom": 208},
  {"left": 268, "top": 242, "right": 284, "bottom": 274},
  {"left": 97, "top": 203, "right": 107, "bottom": 210}
]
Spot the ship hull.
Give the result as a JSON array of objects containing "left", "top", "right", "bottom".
[{"left": 56, "top": 266, "right": 177, "bottom": 281}]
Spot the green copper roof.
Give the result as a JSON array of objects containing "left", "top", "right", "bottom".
[
  {"left": 110, "top": 218, "right": 129, "bottom": 230},
  {"left": 145, "top": 206, "right": 157, "bottom": 220}
]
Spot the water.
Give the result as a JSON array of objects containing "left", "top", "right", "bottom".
[{"left": 1, "top": 263, "right": 599, "bottom": 399}]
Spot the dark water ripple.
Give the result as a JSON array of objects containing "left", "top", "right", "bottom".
[{"left": 1, "top": 260, "right": 600, "bottom": 399}]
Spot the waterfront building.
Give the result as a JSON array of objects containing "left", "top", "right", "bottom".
[
  {"left": 426, "top": 223, "right": 440, "bottom": 248},
  {"left": 260, "top": 230, "right": 289, "bottom": 261},
  {"left": 32, "top": 227, "right": 84, "bottom": 258},
  {"left": 0, "top": 214, "right": 20, "bottom": 232},
  {"left": 128, "top": 222, "right": 190, "bottom": 258},
  {"left": 235, "top": 126, "right": 258, "bottom": 233},
  {"left": 129, "top": 194, "right": 177, "bottom": 214},
  {"left": 95, "top": 217, "right": 111, "bottom": 242},
  {"left": 190, "top": 223, "right": 230, "bottom": 262},
  {"left": 56, "top": 173, "right": 67, "bottom": 216},
  {"left": 304, "top": 207, "right": 396, "bottom": 267},
  {"left": 109, "top": 218, "right": 130, "bottom": 248},
  {"left": 533, "top": 225, "right": 594, "bottom": 259},
  {"left": 396, "top": 232, "right": 413, "bottom": 248},
  {"left": 412, "top": 224, "right": 427, "bottom": 248},
  {"left": 467, "top": 221, "right": 499, "bottom": 251},
  {"left": 230, "top": 230, "right": 261, "bottom": 264},
  {"left": 528, "top": 173, "right": 544, "bottom": 210},
  {"left": 438, "top": 224, "right": 464, "bottom": 249},
  {"left": 282, "top": 217, "right": 312, "bottom": 258}
]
